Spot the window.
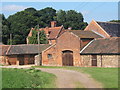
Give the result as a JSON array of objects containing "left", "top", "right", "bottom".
[{"left": 47, "top": 54, "right": 52, "bottom": 59}]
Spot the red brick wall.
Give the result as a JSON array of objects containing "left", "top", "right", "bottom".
[
  {"left": 0, "top": 54, "right": 35, "bottom": 65},
  {"left": 80, "top": 39, "right": 93, "bottom": 49},
  {"left": 84, "top": 20, "right": 110, "bottom": 38},
  {"left": 42, "top": 31, "right": 81, "bottom": 66},
  {"left": 8, "top": 55, "right": 17, "bottom": 65}
]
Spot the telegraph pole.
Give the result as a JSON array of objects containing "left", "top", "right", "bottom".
[
  {"left": 37, "top": 25, "right": 41, "bottom": 65},
  {"left": 10, "top": 33, "right": 12, "bottom": 45}
]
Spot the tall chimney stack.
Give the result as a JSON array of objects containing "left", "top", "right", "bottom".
[{"left": 51, "top": 21, "right": 57, "bottom": 27}]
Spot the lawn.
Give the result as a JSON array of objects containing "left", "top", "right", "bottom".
[
  {"left": 34, "top": 66, "right": 118, "bottom": 88},
  {"left": 2, "top": 68, "right": 56, "bottom": 88}
]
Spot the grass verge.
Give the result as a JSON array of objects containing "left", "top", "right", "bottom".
[
  {"left": 33, "top": 66, "right": 118, "bottom": 88},
  {"left": 2, "top": 68, "right": 56, "bottom": 88}
]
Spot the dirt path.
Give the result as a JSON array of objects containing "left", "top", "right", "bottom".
[
  {"left": 36, "top": 68, "right": 102, "bottom": 88},
  {"left": 1, "top": 65, "right": 102, "bottom": 88}
]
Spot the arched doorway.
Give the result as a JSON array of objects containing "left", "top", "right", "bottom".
[{"left": 62, "top": 50, "right": 73, "bottom": 66}]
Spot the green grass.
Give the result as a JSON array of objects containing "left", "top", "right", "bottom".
[
  {"left": 33, "top": 66, "right": 118, "bottom": 88},
  {"left": 2, "top": 68, "right": 56, "bottom": 88}
]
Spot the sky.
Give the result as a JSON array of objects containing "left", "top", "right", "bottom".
[{"left": 1, "top": 1, "right": 119, "bottom": 23}]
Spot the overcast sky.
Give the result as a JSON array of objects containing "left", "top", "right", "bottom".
[{"left": 1, "top": 1, "right": 119, "bottom": 23}]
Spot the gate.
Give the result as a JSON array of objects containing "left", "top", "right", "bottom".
[{"left": 62, "top": 50, "right": 73, "bottom": 66}]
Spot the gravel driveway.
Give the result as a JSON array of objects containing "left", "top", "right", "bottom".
[{"left": 36, "top": 68, "right": 102, "bottom": 88}]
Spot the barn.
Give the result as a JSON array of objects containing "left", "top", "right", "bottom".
[
  {"left": 0, "top": 44, "right": 50, "bottom": 65},
  {"left": 80, "top": 37, "right": 120, "bottom": 67},
  {"left": 42, "top": 30, "right": 102, "bottom": 66},
  {"left": 1, "top": 20, "right": 119, "bottom": 67}
]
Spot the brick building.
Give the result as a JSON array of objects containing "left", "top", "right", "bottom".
[
  {"left": 1, "top": 20, "right": 120, "bottom": 67},
  {"left": 80, "top": 37, "right": 120, "bottom": 67},
  {"left": 27, "top": 21, "right": 65, "bottom": 45},
  {"left": 0, "top": 44, "right": 50, "bottom": 65}
]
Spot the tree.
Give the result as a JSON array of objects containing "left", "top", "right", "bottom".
[
  {"left": 2, "top": 7, "right": 88, "bottom": 45},
  {"left": 109, "top": 20, "right": 120, "bottom": 23},
  {"left": 6, "top": 7, "right": 56, "bottom": 44},
  {"left": 56, "top": 10, "right": 88, "bottom": 30},
  {"left": 1, "top": 14, "right": 10, "bottom": 44},
  {"left": 28, "top": 26, "right": 48, "bottom": 44}
]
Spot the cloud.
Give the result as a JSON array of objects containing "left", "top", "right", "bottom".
[{"left": 2, "top": 5, "right": 28, "bottom": 11}]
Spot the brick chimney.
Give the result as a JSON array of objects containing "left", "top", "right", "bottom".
[{"left": 51, "top": 21, "right": 57, "bottom": 27}]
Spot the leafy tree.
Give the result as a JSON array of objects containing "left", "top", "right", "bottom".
[
  {"left": 28, "top": 26, "right": 48, "bottom": 44},
  {"left": 56, "top": 10, "right": 88, "bottom": 30},
  {"left": 0, "top": 14, "right": 10, "bottom": 44},
  {"left": 109, "top": 20, "right": 120, "bottom": 23},
  {"left": 6, "top": 7, "right": 56, "bottom": 44},
  {"left": 2, "top": 7, "right": 87, "bottom": 45}
]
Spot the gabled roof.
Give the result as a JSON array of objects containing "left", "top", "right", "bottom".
[
  {"left": 97, "top": 21, "right": 120, "bottom": 37},
  {"left": 80, "top": 37, "right": 120, "bottom": 54},
  {"left": 1, "top": 44, "right": 50, "bottom": 55},
  {"left": 48, "top": 26, "right": 63, "bottom": 39},
  {"left": 69, "top": 30, "right": 102, "bottom": 38}
]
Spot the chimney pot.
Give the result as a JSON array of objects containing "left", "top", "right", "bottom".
[{"left": 51, "top": 21, "right": 57, "bottom": 27}]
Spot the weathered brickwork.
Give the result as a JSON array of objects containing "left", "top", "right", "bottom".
[
  {"left": 98, "top": 55, "right": 119, "bottom": 67},
  {"left": 80, "top": 55, "right": 91, "bottom": 67},
  {"left": 0, "top": 56, "right": 8, "bottom": 65},
  {"left": 84, "top": 20, "right": 110, "bottom": 38},
  {"left": 81, "top": 55, "right": 119, "bottom": 67},
  {"left": 42, "top": 31, "right": 81, "bottom": 66},
  {"left": 0, "top": 55, "right": 35, "bottom": 65}
]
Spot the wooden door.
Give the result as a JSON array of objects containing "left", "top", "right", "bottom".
[
  {"left": 62, "top": 50, "right": 73, "bottom": 66},
  {"left": 17, "top": 55, "right": 24, "bottom": 65},
  {"left": 92, "top": 55, "right": 97, "bottom": 66}
]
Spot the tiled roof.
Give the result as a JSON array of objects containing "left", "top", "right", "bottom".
[
  {"left": 69, "top": 30, "right": 102, "bottom": 38},
  {"left": 4, "top": 44, "right": 50, "bottom": 55},
  {"left": 48, "top": 26, "right": 63, "bottom": 39},
  {"left": 97, "top": 21, "right": 120, "bottom": 37},
  {"left": 81, "top": 37, "right": 120, "bottom": 54}
]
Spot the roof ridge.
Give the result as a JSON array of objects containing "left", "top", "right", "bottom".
[
  {"left": 6, "top": 45, "right": 12, "bottom": 55},
  {"left": 10, "top": 44, "right": 50, "bottom": 46},
  {"left": 95, "top": 37, "right": 119, "bottom": 40},
  {"left": 56, "top": 25, "right": 64, "bottom": 38},
  {"left": 97, "top": 21, "right": 120, "bottom": 24}
]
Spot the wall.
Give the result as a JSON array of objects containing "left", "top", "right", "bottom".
[
  {"left": 42, "top": 31, "right": 81, "bottom": 66},
  {"left": 24, "top": 55, "right": 35, "bottom": 65},
  {"left": 0, "top": 56, "right": 9, "bottom": 65},
  {"left": 81, "top": 54, "right": 119, "bottom": 67},
  {"left": 0, "top": 54, "right": 36, "bottom": 65},
  {"left": 84, "top": 20, "right": 110, "bottom": 38},
  {"left": 80, "top": 39, "right": 93, "bottom": 49}
]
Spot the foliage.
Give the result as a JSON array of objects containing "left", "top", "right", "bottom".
[
  {"left": 2, "top": 68, "right": 56, "bottom": 88},
  {"left": 110, "top": 20, "right": 120, "bottom": 23},
  {"left": 33, "top": 66, "right": 118, "bottom": 88},
  {"left": 28, "top": 26, "right": 48, "bottom": 44},
  {"left": 2, "top": 7, "right": 87, "bottom": 45},
  {"left": 0, "top": 14, "right": 11, "bottom": 44},
  {"left": 56, "top": 10, "right": 88, "bottom": 30}
]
